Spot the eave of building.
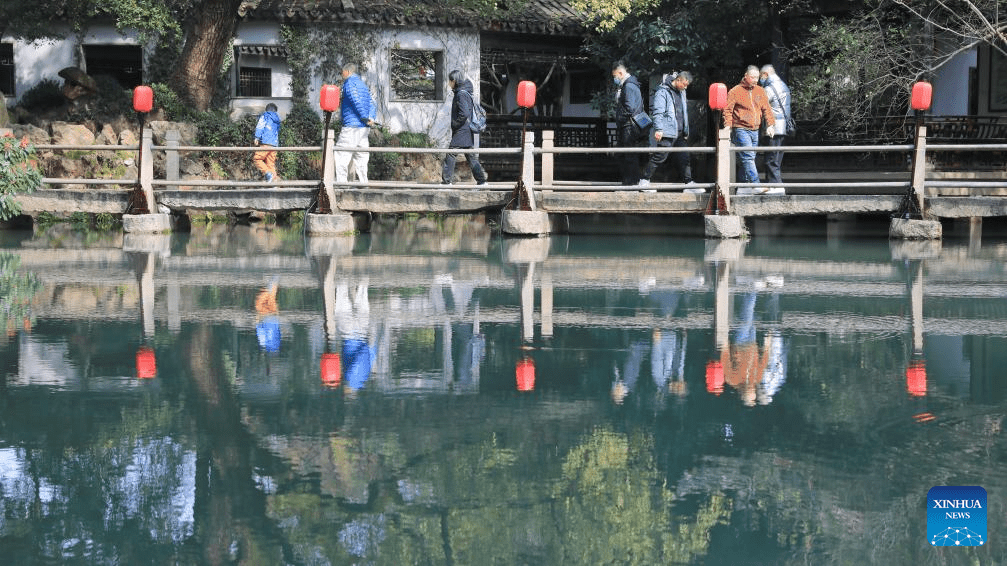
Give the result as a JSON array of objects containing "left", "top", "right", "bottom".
[{"left": 238, "top": 0, "right": 586, "bottom": 36}]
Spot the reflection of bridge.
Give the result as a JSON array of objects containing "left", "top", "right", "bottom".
[{"left": 9, "top": 236, "right": 1007, "bottom": 344}]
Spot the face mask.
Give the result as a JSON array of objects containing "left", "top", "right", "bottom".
[
  {"left": 759, "top": 78, "right": 768, "bottom": 86},
  {"left": 613, "top": 76, "right": 622, "bottom": 87}
]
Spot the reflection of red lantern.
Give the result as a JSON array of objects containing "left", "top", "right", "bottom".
[
  {"left": 708, "top": 83, "right": 727, "bottom": 111},
  {"left": 910, "top": 82, "right": 932, "bottom": 112},
  {"left": 136, "top": 346, "right": 156, "bottom": 379},
  {"left": 321, "top": 353, "right": 341, "bottom": 388},
  {"left": 517, "top": 81, "right": 536, "bottom": 108},
  {"left": 516, "top": 357, "right": 535, "bottom": 391},
  {"left": 133, "top": 86, "right": 154, "bottom": 113},
  {"left": 906, "top": 359, "right": 927, "bottom": 397},
  {"left": 705, "top": 360, "right": 724, "bottom": 395},
  {"left": 320, "top": 85, "right": 340, "bottom": 113}
]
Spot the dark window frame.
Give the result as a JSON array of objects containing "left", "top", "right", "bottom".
[
  {"left": 83, "top": 44, "right": 143, "bottom": 89},
  {"left": 390, "top": 49, "right": 444, "bottom": 102},
  {"left": 237, "top": 66, "right": 272, "bottom": 97}
]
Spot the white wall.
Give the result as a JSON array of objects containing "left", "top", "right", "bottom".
[
  {"left": 932, "top": 47, "right": 977, "bottom": 116},
  {"left": 7, "top": 25, "right": 145, "bottom": 103}
]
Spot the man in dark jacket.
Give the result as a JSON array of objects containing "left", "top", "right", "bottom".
[
  {"left": 612, "top": 61, "right": 645, "bottom": 185},
  {"left": 640, "top": 71, "right": 694, "bottom": 190},
  {"left": 442, "top": 69, "right": 487, "bottom": 185}
]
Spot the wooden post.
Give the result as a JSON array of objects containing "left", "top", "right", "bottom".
[
  {"left": 541, "top": 130, "right": 554, "bottom": 188},
  {"left": 911, "top": 123, "right": 927, "bottom": 213},
  {"left": 140, "top": 127, "right": 154, "bottom": 210},
  {"left": 165, "top": 130, "right": 180, "bottom": 182},
  {"left": 521, "top": 130, "right": 537, "bottom": 211},
  {"left": 323, "top": 128, "right": 336, "bottom": 210},
  {"left": 716, "top": 126, "right": 732, "bottom": 211}
]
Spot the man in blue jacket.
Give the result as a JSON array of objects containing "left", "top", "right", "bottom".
[{"left": 335, "top": 63, "right": 377, "bottom": 184}]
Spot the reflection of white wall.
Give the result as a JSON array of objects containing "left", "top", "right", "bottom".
[{"left": 15, "top": 334, "right": 77, "bottom": 388}]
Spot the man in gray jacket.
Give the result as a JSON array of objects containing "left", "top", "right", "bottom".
[
  {"left": 639, "top": 71, "right": 694, "bottom": 190},
  {"left": 759, "top": 65, "right": 792, "bottom": 188}
]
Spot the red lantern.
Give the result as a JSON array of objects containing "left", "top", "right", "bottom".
[
  {"left": 136, "top": 346, "right": 156, "bottom": 379},
  {"left": 708, "top": 83, "right": 727, "bottom": 111},
  {"left": 133, "top": 86, "right": 154, "bottom": 113},
  {"left": 517, "top": 81, "right": 536, "bottom": 108},
  {"left": 321, "top": 353, "right": 341, "bottom": 388},
  {"left": 320, "top": 84, "right": 340, "bottom": 113},
  {"left": 910, "top": 82, "right": 932, "bottom": 112},
  {"left": 906, "top": 359, "right": 927, "bottom": 397},
  {"left": 516, "top": 357, "right": 536, "bottom": 391},
  {"left": 705, "top": 360, "right": 724, "bottom": 395}
]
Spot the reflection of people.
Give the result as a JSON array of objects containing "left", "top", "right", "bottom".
[
  {"left": 758, "top": 330, "right": 787, "bottom": 404},
  {"left": 335, "top": 63, "right": 376, "bottom": 184},
  {"left": 722, "top": 290, "right": 767, "bottom": 406},
  {"left": 255, "top": 280, "right": 281, "bottom": 353},
  {"left": 336, "top": 281, "right": 375, "bottom": 391},
  {"left": 612, "top": 61, "right": 645, "bottom": 186},
  {"left": 612, "top": 340, "right": 647, "bottom": 404},
  {"left": 441, "top": 70, "right": 487, "bottom": 186},
  {"left": 652, "top": 329, "right": 688, "bottom": 397},
  {"left": 252, "top": 103, "right": 281, "bottom": 183},
  {"left": 759, "top": 65, "right": 792, "bottom": 188},
  {"left": 640, "top": 71, "right": 693, "bottom": 188},
  {"left": 724, "top": 66, "right": 775, "bottom": 187}
]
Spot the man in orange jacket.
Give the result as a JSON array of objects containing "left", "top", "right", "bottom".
[{"left": 723, "top": 66, "right": 776, "bottom": 188}]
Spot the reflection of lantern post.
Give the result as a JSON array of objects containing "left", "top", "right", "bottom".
[
  {"left": 705, "top": 359, "right": 724, "bottom": 395},
  {"left": 516, "top": 355, "right": 535, "bottom": 392},
  {"left": 136, "top": 346, "right": 156, "bottom": 379},
  {"left": 909, "top": 259, "right": 924, "bottom": 355},
  {"left": 906, "top": 357, "right": 927, "bottom": 397}
]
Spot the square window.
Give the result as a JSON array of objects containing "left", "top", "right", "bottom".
[
  {"left": 84, "top": 44, "right": 143, "bottom": 89},
  {"left": 391, "top": 49, "right": 443, "bottom": 101},
  {"left": 238, "top": 67, "right": 272, "bottom": 97}
]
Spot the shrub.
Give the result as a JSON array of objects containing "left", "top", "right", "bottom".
[
  {"left": 0, "top": 133, "right": 42, "bottom": 221},
  {"left": 278, "top": 101, "right": 323, "bottom": 180},
  {"left": 66, "top": 74, "right": 133, "bottom": 122},
  {"left": 151, "top": 83, "right": 195, "bottom": 122},
  {"left": 19, "top": 79, "right": 64, "bottom": 112}
]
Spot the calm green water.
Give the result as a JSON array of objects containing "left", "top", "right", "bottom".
[{"left": 0, "top": 216, "right": 1005, "bottom": 565}]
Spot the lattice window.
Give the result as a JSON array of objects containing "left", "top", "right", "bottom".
[{"left": 238, "top": 67, "right": 272, "bottom": 97}]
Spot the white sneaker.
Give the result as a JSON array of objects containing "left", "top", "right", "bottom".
[
  {"left": 753, "top": 186, "right": 771, "bottom": 194},
  {"left": 765, "top": 186, "right": 786, "bottom": 194},
  {"left": 736, "top": 187, "right": 755, "bottom": 195},
  {"left": 637, "top": 179, "right": 650, "bottom": 186}
]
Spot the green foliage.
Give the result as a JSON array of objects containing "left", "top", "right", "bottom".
[
  {"left": 0, "top": 133, "right": 42, "bottom": 221},
  {"left": 280, "top": 25, "right": 313, "bottom": 102},
  {"left": 150, "top": 82, "right": 195, "bottom": 122},
  {"left": 278, "top": 101, "right": 323, "bottom": 181},
  {"left": 0, "top": 252, "right": 42, "bottom": 331},
  {"left": 18, "top": 78, "right": 64, "bottom": 112},
  {"left": 366, "top": 127, "right": 433, "bottom": 180}
]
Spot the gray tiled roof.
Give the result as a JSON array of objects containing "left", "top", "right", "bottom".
[{"left": 238, "top": 0, "right": 586, "bottom": 36}]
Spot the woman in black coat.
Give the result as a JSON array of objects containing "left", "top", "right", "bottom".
[{"left": 442, "top": 70, "right": 488, "bottom": 185}]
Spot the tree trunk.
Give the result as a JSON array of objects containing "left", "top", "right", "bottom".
[{"left": 171, "top": 0, "right": 244, "bottom": 111}]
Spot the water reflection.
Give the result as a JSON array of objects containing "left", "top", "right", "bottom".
[{"left": 1, "top": 220, "right": 1006, "bottom": 564}]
